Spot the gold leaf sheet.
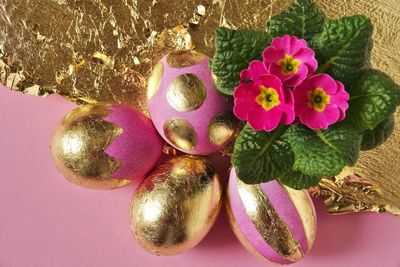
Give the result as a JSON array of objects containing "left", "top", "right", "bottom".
[{"left": 1, "top": 0, "right": 400, "bottom": 214}]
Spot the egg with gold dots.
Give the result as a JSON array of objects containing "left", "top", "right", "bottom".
[{"left": 147, "top": 50, "right": 237, "bottom": 155}]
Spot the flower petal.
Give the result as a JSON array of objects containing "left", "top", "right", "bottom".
[
  {"left": 247, "top": 60, "right": 268, "bottom": 81},
  {"left": 263, "top": 47, "right": 285, "bottom": 64},
  {"left": 290, "top": 36, "right": 307, "bottom": 55},
  {"left": 279, "top": 88, "right": 295, "bottom": 125},
  {"left": 307, "top": 74, "right": 337, "bottom": 94},
  {"left": 246, "top": 106, "right": 268, "bottom": 131},
  {"left": 234, "top": 82, "right": 262, "bottom": 121},
  {"left": 248, "top": 106, "right": 283, "bottom": 132},
  {"left": 294, "top": 48, "right": 318, "bottom": 73},
  {"left": 300, "top": 105, "right": 340, "bottom": 130},
  {"left": 330, "top": 81, "right": 350, "bottom": 120},
  {"left": 240, "top": 69, "right": 250, "bottom": 81}
]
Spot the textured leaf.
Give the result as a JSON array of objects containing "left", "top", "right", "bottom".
[
  {"left": 361, "top": 115, "right": 395, "bottom": 151},
  {"left": 279, "top": 170, "right": 321, "bottom": 190},
  {"left": 210, "top": 27, "right": 272, "bottom": 95},
  {"left": 286, "top": 123, "right": 362, "bottom": 177},
  {"left": 348, "top": 69, "right": 400, "bottom": 131},
  {"left": 314, "top": 16, "right": 373, "bottom": 86},
  {"left": 267, "top": 0, "right": 326, "bottom": 43},
  {"left": 232, "top": 125, "right": 294, "bottom": 184}
]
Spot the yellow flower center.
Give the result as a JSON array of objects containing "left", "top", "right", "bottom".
[
  {"left": 256, "top": 85, "right": 281, "bottom": 111},
  {"left": 279, "top": 54, "right": 301, "bottom": 75},
  {"left": 308, "top": 87, "right": 331, "bottom": 112}
]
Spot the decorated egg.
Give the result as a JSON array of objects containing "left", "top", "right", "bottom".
[
  {"left": 130, "top": 155, "right": 222, "bottom": 255},
  {"left": 51, "top": 104, "right": 163, "bottom": 190},
  {"left": 147, "top": 50, "right": 237, "bottom": 155},
  {"left": 226, "top": 168, "right": 317, "bottom": 265}
]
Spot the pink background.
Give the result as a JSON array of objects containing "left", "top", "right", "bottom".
[{"left": 1, "top": 85, "right": 399, "bottom": 267}]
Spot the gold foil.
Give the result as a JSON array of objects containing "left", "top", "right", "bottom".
[
  {"left": 310, "top": 175, "right": 400, "bottom": 216},
  {"left": 166, "top": 73, "right": 206, "bottom": 112},
  {"left": 147, "top": 62, "right": 163, "bottom": 101},
  {"left": 163, "top": 118, "right": 198, "bottom": 150},
  {"left": 207, "top": 111, "right": 237, "bottom": 145},
  {"left": 50, "top": 104, "right": 131, "bottom": 190},
  {"left": 236, "top": 179, "right": 304, "bottom": 262},
  {"left": 130, "top": 155, "right": 222, "bottom": 255},
  {"left": 166, "top": 50, "right": 207, "bottom": 68}
]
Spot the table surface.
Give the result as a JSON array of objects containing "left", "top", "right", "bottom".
[{"left": 1, "top": 85, "right": 400, "bottom": 267}]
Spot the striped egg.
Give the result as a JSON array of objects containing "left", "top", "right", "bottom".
[
  {"left": 147, "top": 50, "right": 237, "bottom": 155},
  {"left": 226, "top": 168, "right": 317, "bottom": 265}
]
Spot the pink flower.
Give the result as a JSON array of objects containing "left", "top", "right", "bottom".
[
  {"left": 233, "top": 68, "right": 295, "bottom": 132},
  {"left": 261, "top": 35, "right": 318, "bottom": 87},
  {"left": 293, "top": 74, "right": 350, "bottom": 130}
]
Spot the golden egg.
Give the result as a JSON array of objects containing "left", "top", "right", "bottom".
[{"left": 130, "top": 155, "right": 222, "bottom": 255}]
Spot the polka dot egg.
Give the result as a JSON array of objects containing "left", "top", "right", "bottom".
[{"left": 147, "top": 50, "right": 236, "bottom": 155}]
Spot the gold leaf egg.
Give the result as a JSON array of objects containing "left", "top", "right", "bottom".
[
  {"left": 130, "top": 155, "right": 222, "bottom": 255},
  {"left": 50, "top": 104, "right": 131, "bottom": 190}
]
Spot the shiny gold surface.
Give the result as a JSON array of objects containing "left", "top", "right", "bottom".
[
  {"left": 311, "top": 175, "right": 400, "bottom": 216},
  {"left": 166, "top": 50, "right": 207, "bottom": 68},
  {"left": 130, "top": 155, "right": 222, "bottom": 255},
  {"left": 207, "top": 111, "right": 237, "bottom": 145},
  {"left": 163, "top": 118, "right": 198, "bottom": 151},
  {"left": 147, "top": 62, "right": 164, "bottom": 101},
  {"left": 283, "top": 186, "right": 317, "bottom": 252},
  {"left": 237, "top": 179, "right": 304, "bottom": 262},
  {"left": 166, "top": 73, "right": 206, "bottom": 112},
  {"left": 50, "top": 104, "right": 130, "bottom": 190}
]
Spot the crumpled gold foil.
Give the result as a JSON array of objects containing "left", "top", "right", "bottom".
[
  {"left": 1, "top": 0, "right": 400, "bottom": 214},
  {"left": 310, "top": 175, "right": 400, "bottom": 216}
]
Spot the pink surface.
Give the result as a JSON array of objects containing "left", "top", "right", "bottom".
[
  {"left": 105, "top": 104, "right": 163, "bottom": 181},
  {"left": 148, "top": 55, "right": 233, "bottom": 155},
  {"left": 1, "top": 85, "right": 400, "bottom": 267}
]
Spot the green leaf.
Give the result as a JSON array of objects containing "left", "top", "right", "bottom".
[
  {"left": 267, "top": 0, "right": 326, "bottom": 43},
  {"left": 286, "top": 123, "right": 362, "bottom": 177},
  {"left": 279, "top": 170, "right": 321, "bottom": 190},
  {"left": 232, "top": 124, "right": 294, "bottom": 184},
  {"left": 361, "top": 114, "right": 395, "bottom": 151},
  {"left": 210, "top": 27, "right": 272, "bottom": 95},
  {"left": 314, "top": 15, "right": 373, "bottom": 86},
  {"left": 347, "top": 69, "right": 400, "bottom": 131}
]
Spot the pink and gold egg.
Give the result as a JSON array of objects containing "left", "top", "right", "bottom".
[
  {"left": 226, "top": 168, "right": 317, "bottom": 265},
  {"left": 147, "top": 50, "right": 237, "bottom": 155},
  {"left": 51, "top": 104, "right": 163, "bottom": 190}
]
